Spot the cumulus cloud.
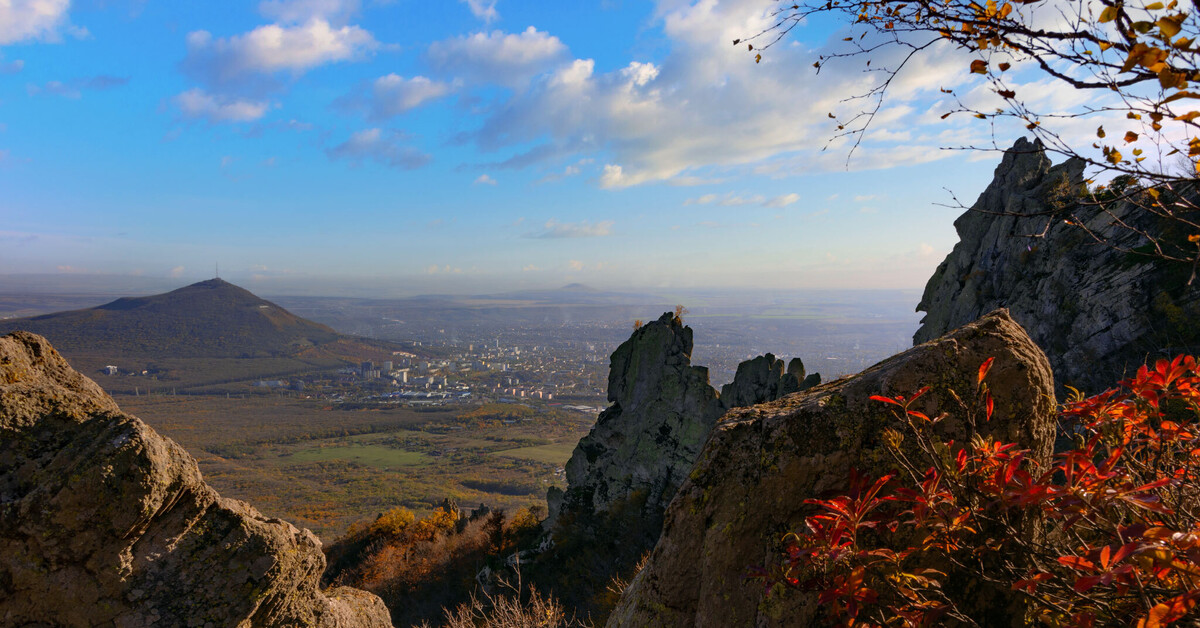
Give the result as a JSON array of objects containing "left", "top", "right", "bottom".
[
  {"left": 427, "top": 27, "right": 567, "bottom": 87},
  {"left": 28, "top": 75, "right": 128, "bottom": 98},
  {"left": 0, "top": 0, "right": 71, "bottom": 45},
  {"left": 325, "top": 128, "right": 431, "bottom": 169},
  {"left": 169, "top": 265, "right": 185, "bottom": 278},
  {"left": 338, "top": 74, "right": 455, "bottom": 120},
  {"left": 474, "top": 174, "right": 497, "bottom": 185},
  {"left": 525, "top": 219, "right": 613, "bottom": 239},
  {"left": 461, "top": 0, "right": 498, "bottom": 23},
  {"left": 449, "top": 1, "right": 991, "bottom": 187},
  {"left": 174, "top": 88, "right": 271, "bottom": 123},
  {"left": 182, "top": 19, "right": 378, "bottom": 88}
]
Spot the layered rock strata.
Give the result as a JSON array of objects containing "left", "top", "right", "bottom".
[
  {"left": 0, "top": 331, "right": 393, "bottom": 628},
  {"left": 610, "top": 310, "right": 1056, "bottom": 627}
]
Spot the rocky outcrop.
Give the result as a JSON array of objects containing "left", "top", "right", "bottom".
[
  {"left": 719, "top": 354, "right": 819, "bottom": 408},
  {"left": 548, "top": 312, "right": 725, "bottom": 525},
  {"left": 0, "top": 331, "right": 393, "bottom": 628},
  {"left": 609, "top": 310, "right": 1056, "bottom": 627},
  {"left": 548, "top": 314, "right": 821, "bottom": 528},
  {"left": 915, "top": 137, "right": 1200, "bottom": 392}
]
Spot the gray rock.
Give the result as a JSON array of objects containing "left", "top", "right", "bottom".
[
  {"left": 609, "top": 310, "right": 1056, "bottom": 627},
  {"left": 916, "top": 137, "right": 1199, "bottom": 392},
  {"left": 0, "top": 331, "right": 393, "bottom": 628}
]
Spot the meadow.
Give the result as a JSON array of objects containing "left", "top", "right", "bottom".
[{"left": 117, "top": 394, "right": 594, "bottom": 540}]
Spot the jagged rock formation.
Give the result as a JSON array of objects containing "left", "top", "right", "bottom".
[
  {"left": 719, "top": 354, "right": 819, "bottom": 408},
  {"left": 547, "top": 312, "right": 725, "bottom": 525},
  {"left": 609, "top": 310, "right": 1056, "bottom": 627},
  {"left": 548, "top": 314, "right": 821, "bottom": 528},
  {"left": 915, "top": 137, "right": 1200, "bottom": 392},
  {"left": 0, "top": 331, "right": 393, "bottom": 627}
]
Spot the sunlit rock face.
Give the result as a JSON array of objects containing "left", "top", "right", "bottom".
[
  {"left": 0, "top": 331, "right": 393, "bottom": 628},
  {"left": 610, "top": 310, "right": 1056, "bottom": 628},
  {"left": 916, "top": 137, "right": 1200, "bottom": 393}
]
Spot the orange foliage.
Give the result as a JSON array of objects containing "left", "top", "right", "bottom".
[{"left": 765, "top": 356, "right": 1200, "bottom": 626}]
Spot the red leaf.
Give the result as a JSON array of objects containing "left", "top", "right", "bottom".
[
  {"left": 978, "top": 357, "right": 995, "bottom": 386},
  {"left": 869, "top": 395, "right": 903, "bottom": 406},
  {"left": 985, "top": 391, "right": 994, "bottom": 422}
]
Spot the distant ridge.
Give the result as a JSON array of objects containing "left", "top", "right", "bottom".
[{"left": 0, "top": 278, "right": 342, "bottom": 359}]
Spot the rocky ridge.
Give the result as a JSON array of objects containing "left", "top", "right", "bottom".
[
  {"left": 548, "top": 312, "right": 820, "bottom": 529},
  {"left": 609, "top": 309, "right": 1057, "bottom": 627},
  {"left": 915, "top": 137, "right": 1200, "bottom": 392},
  {"left": 0, "top": 331, "right": 392, "bottom": 628}
]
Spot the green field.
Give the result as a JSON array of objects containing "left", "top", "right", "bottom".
[
  {"left": 285, "top": 444, "right": 431, "bottom": 467},
  {"left": 493, "top": 442, "right": 578, "bottom": 464}
]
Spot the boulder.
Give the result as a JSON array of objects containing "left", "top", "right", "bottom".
[
  {"left": 609, "top": 310, "right": 1056, "bottom": 627},
  {"left": 0, "top": 331, "right": 393, "bottom": 628}
]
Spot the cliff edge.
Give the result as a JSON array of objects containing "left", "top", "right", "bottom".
[{"left": 915, "top": 137, "right": 1200, "bottom": 392}]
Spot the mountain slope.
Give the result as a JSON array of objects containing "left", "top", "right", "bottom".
[{"left": 0, "top": 278, "right": 342, "bottom": 358}]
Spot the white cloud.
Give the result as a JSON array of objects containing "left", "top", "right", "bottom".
[
  {"left": 474, "top": 174, "right": 497, "bottom": 185},
  {"left": 567, "top": 260, "right": 585, "bottom": 271},
  {"left": 339, "top": 74, "right": 455, "bottom": 120},
  {"left": 169, "top": 265, "right": 185, "bottom": 278},
  {"left": 0, "top": 0, "right": 70, "bottom": 45},
  {"left": 325, "top": 128, "right": 431, "bottom": 169},
  {"left": 0, "top": 58, "right": 23, "bottom": 74},
  {"left": 453, "top": 2, "right": 990, "bottom": 187},
  {"left": 174, "top": 88, "right": 271, "bottom": 123},
  {"left": 526, "top": 219, "right": 613, "bottom": 239},
  {"left": 522, "top": 264, "right": 540, "bottom": 271},
  {"left": 764, "top": 193, "right": 800, "bottom": 208},
  {"left": 183, "top": 19, "right": 378, "bottom": 87},
  {"left": 684, "top": 193, "right": 717, "bottom": 206},
  {"left": 427, "top": 27, "right": 567, "bottom": 87},
  {"left": 259, "top": 0, "right": 360, "bottom": 24},
  {"left": 461, "top": 0, "right": 498, "bottom": 23}
]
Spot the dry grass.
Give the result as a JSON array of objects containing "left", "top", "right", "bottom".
[{"left": 432, "top": 584, "right": 591, "bottom": 628}]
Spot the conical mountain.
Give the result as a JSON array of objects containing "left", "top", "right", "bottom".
[{"left": 0, "top": 278, "right": 342, "bottom": 358}]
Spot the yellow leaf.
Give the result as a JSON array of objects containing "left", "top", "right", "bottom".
[
  {"left": 1099, "top": 5, "right": 1119, "bottom": 22},
  {"left": 1189, "top": 234, "right": 1200, "bottom": 242},
  {"left": 1099, "top": 40, "right": 1113, "bottom": 51},
  {"left": 1146, "top": 1, "right": 1164, "bottom": 9},
  {"left": 1134, "top": 148, "right": 1144, "bottom": 155},
  {"left": 1108, "top": 149, "right": 1124, "bottom": 164},
  {"left": 755, "top": 53, "right": 762, "bottom": 63},
  {"left": 1128, "top": 112, "right": 1143, "bottom": 119},
  {"left": 998, "top": 62, "right": 1011, "bottom": 71},
  {"left": 1098, "top": 125, "right": 1107, "bottom": 138},
  {"left": 1158, "top": 14, "right": 1184, "bottom": 38},
  {"left": 970, "top": 59, "right": 988, "bottom": 74},
  {"left": 1125, "top": 130, "right": 1139, "bottom": 142}
]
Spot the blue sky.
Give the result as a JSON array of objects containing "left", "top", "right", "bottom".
[{"left": 0, "top": 0, "right": 1045, "bottom": 296}]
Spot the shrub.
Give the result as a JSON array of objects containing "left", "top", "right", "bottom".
[{"left": 765, "top": 355, "right": 1200, "bottom": 626}]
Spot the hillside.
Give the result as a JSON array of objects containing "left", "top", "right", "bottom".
[
  {"left": 0, "top": 279, "right": 404, "bottom": 392},
  {"left": 0, "top": 278, "right": 341, "bottom": 358}
]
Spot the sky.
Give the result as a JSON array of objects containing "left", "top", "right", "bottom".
[{"left": 0, "top": 0, "right": 1071, "bottom": 296}]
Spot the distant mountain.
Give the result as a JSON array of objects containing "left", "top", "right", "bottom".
[{"left": 0, "top": 278, "right": 344, "bottom": 359}]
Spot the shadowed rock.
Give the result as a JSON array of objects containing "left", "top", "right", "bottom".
[
  {"left": 916, "top": 137, "right": 1200, "bottom": 392},
  {"left": 0, "top": 331, "right": 392, "bottom": 628},
  {"left": 609, "top": 310, "right": 1056, "bottom": 627}
]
